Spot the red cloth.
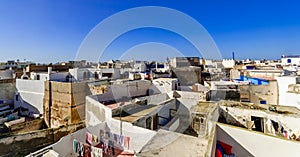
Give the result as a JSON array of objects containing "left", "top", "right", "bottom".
[
  {"left": 218, "top": 141, "right": 232, "bottom": 154},
  {"left": 84, "top": 144, "right": 91, "bottom": 157},
  {"left": 216, "top": 149, "right": 223, "bottom": 157},
  {"left": 95, "top": 143, "right": 134, "bottom": 157},
  {"left": 86, "top": 132, "right": 93, "bottom": 145},
  {"left": 123, "top": 137, "right": 130, "bottom": 150}
]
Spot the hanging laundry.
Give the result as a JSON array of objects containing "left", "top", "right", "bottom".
[
  {"left": 84, "top": 144, "right": 91, "bottom": 157},
  {"left": 103, "top": 139, "right": 109, "bottom": 154},
  {"left": 108, "top": 140, "right": 115, "bottom": 156},
  {"left": 92, "top": 134, "right": 99, "bottom": 143},
  {"left": 80, "top": 143, "right": 85, "bottom": 157},
  {"left": 91, "top": 146, "right": 103, "bottom": 157},
  {"left": 86, "top": 132, "right": 93, "bottom": 145},
  {"left": 76, "top": 142, "right": 82, "bottom": 155},
  {"left": 74, "top": 142, "right": 84, "bottom": 157},
  {"left": 105, "top": 131, "right": 110, "bottom": 138},
  {"left": 291, "top": 133, "right": 297, "bottom": 140},
  {"left": 118, "top": 135, "right": 124, "bottom": 146},
  {"left": 99, "top": 130, "right": 105, "bottom": 139},
  {"left": 123, "top": 137, "right": 130, "bottom": 150},
  {"left": 265, "top": 119, "right": 276, "bottom": 135},
  {"left": 283, "top": 130, "right": 290, "bottom": 139},
  {"left": 113, "top": 133, "right": 118, "bottom": 143},
  {"left": 73, "top": 139, "right": 78, "bottom": 153}
]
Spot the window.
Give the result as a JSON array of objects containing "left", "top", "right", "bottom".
[
  {"left": 200, "top": 118, "right": 204, "bottom": 123},
  {"left": 260, "top": 100, "right": 267, "bottom": 104},
  {"left": 16, "top": 94, "right": 19, "bottom": 101},
  {"left": 287, "top": 59, "right": 291, "bottom": 63}
]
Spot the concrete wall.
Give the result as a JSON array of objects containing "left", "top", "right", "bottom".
[
  {"left": 165, "top": 116, "right": 180, "bottom": 131},
  {"left": 230, "top": 69, "right": 240, "bottom": 80},
  {"left": 91, "top": 80, "right": 151, "bottom": 103},
  {"left": 0, "top": 122, "right": 84, "bottom": 157},
  {"left": 87, "top": 91, "right": 201, "bottom": 134},
  {"left": 86, "top": 95, "right": 112, "bottom": 126},
  {"left": 207, "top": 90, "right": 240, "bottom": 101},
  {"left": 217, "top": 123, "right": 300, "bottom": 157},
  {"left": 246, "top": 70, "right": 283, "bottom": 78},
  {"left": 282, "top": 57, "right": 300, "bottom": 65},
  {"left": 31, "top": 73, "right": 49, "bottom": 81},
  {"left": 240, "top": 80, "right": 278, "bottom": 105},
  {"left": 30, "top": 121, "right": 156, "bottom": 157},
  {"left": 175, "top": 98, "right": 198, "bottom": 133},
  {"left": 206, "top": 105, "right": 220, "bottom": 137},
  {"left": 50, "top": 72, "right": 69, "bottom": 82},
  {"left": 220, "top": 106, "right": 300, "bottom": 138},
  {"left": 145, "top": 93, "right": 170, "bottom": 104},
  {"left": 222, "top": 59, "right": 235, "bottom": 68},
  {"left": 69, "top": 68, "right": 122, "bottom": 81},
  {"left": 216, "top": 124, "right": 254, "bottom": 157},
  {"left": 15, "top": 79, "right": 44, "bottom": 114},
  {"left": 132, "top": 99, "right": 176, "bottom": 130},
  {"left": 86, "top": 94, "right": 159, "bottom": 152},
  {"left": 276, "top": 76, "right": 300, "bottom": 108},
  {"left": 152, "top": 78, "right": 178, "bottom": 93},
  {"left": 157, "top": 99, "right": 176, "bottom": 125},
  {"left": 0, "top": 70, "right": 13, "bottom": 80},
  {"left": 175, "top": 91, "right": 205, "bottom": 101},
  {"left": 172, "top": 67, "right": 201, "bottom": 86},
  {"left": 0, "top": 79, "right": 15, "bottom": 100}
]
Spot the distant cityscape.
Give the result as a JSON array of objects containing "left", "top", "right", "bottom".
[
  {"left": 0, "top": 55, "right": 300, "bottom": 156},
  {"left": 2, "top": 0, "right": 300, "bottom": 156}
]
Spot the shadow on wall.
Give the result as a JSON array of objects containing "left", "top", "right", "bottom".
[{"left": 14, "top": 92, "right": 40, "bottom": 115}]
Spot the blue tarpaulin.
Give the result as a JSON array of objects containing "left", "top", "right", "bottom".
[{"left": 237, "top": 76, "right": 269, "bottom": 85}]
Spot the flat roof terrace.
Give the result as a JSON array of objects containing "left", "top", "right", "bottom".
[{"left": 113, "top": 104, "right": 159, "bottom": 123}]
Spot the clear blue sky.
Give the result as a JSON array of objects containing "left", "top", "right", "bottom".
[{"left": 1, "top": 0, "right": 300, "bottom": 63}]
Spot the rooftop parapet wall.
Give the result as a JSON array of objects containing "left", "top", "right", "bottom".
[
  {"left": 0, "top": 122, "right": 84, "bottom": 157},
  {"left": 92, "top": 80, "right": 152, "bottom": 103},
  {"left": 218, "top": 101, "right": 300, "bottom": 140},
  {"left": 0, "top": 79, "right": 15, "bottom": 100}
]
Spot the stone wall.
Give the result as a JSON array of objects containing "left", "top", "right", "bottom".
[
  {"left": 0, "top": 122, "right": 84, "bottom": 157},
  {"left": 44, "top": 81, "right": 87, "bottom": 128},
  {"left": 172, "top": 67, "right": 201, "bottom": 86},
  {"left": 239, "top": 80, "right": 278, "bottom": 105}
]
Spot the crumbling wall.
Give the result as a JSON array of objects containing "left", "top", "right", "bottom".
[
  {"left": 0, "top": 122, "right": 84, "bottom": 157},
  {"left": 92, "top": 80, "right": 151, "bottom": 103},
  {"left": 250, "top": 81, "right": 278, "bottom": 105},
  {"left": 44, "top": 81, "right": 87, "bottom": 128},
  {"left": 172, "top": 67, "right": 201, "bottom": 86},
  {"left": 206, "top": 90, "right": 240, "bottom": 101},
  {"left": 218, "top": 103, "right": 300, "bottom": 140}
]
